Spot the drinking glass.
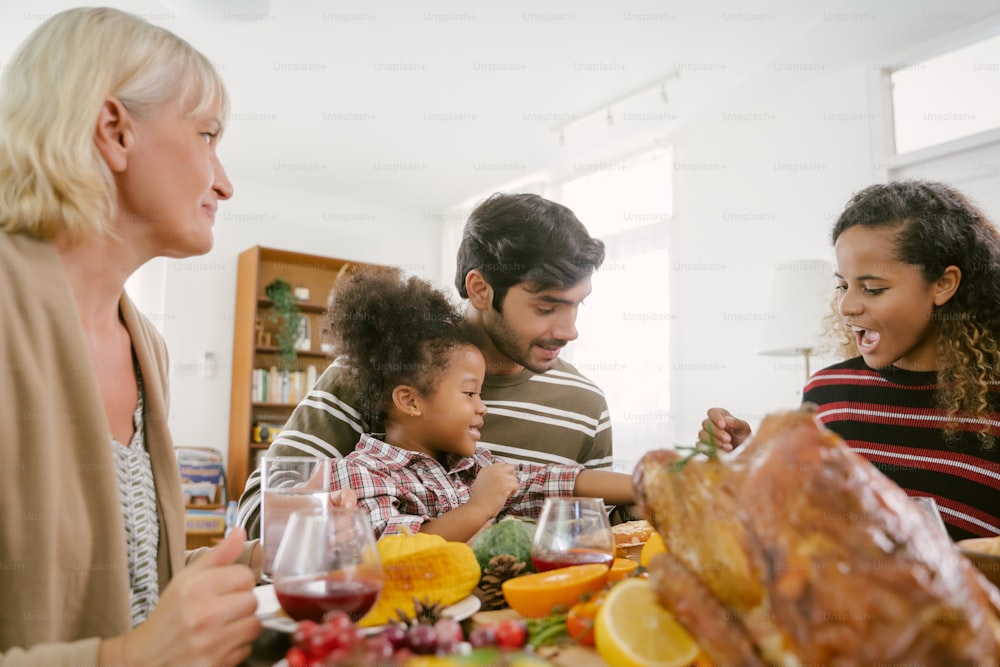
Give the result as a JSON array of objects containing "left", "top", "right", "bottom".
[
  {"left": 272, "top": 506, "right": 384, "bottom": 623},
  {"left": 260, "top": 455, "right": 331, "bottom": 580},
  {"left": 911, "top": 496, "right": 948, "bottom": 535},
  {"left": 531, "top": 497, "right": 615, "bottom": 572}
]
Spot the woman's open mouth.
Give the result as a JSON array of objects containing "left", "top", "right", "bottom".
[{"left": 853, "top": 326, "right": 880, "bottom": 354}]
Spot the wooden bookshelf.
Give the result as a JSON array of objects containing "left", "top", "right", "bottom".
[{"left": 225, "top": 246, "right": 392, "bottom": 501}]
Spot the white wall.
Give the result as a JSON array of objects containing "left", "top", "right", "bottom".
[
  {"left": 129, "top": 180, "right": 435, "bottom": 461},
  {"left": 135, "top": 63, "right": 924, "bottom": 466},
  {"left": 668, "top": 64, "right": 878, "bottom": 446}
]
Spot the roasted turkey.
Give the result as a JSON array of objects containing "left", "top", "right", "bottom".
[{"left": 634, "top": 409, "right": 1000, "bottom": 666}]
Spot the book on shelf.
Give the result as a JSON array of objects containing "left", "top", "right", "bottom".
[
  {"left": 185, "top": 507, "right": 226, "bottom": 534},
  {"left": 251, "top": 365, "right": 320, "bottom": 404}
]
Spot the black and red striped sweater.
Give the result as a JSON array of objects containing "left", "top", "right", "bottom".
[{"left": 803, "top": 356, "right": 1000, "bottom": 541}]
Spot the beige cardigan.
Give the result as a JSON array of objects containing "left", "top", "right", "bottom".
[{"left": 0, "top": 231, "right": 255, "bottom": 666}]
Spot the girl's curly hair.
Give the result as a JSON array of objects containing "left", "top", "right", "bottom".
[
  {"left": 827, "top": 180, "right": 1000, "bottom": 446},
  {"left": 321, "top": 269, "right": 480, "bottom": 423}
]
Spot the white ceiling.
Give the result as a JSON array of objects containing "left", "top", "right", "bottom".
[{"left": 3, "top": 0, "right": 999, "bottom": 213}]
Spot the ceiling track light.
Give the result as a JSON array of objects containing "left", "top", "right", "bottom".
[{"left": 553, "top": 70, "right": 679, "bottom": 146}]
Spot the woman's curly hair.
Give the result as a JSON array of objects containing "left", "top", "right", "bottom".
[
  {"left": 827, "top": 180, "right": 1000, "bottom": 446},
  {"left": 322, "top": 269, "right": 480, "bottom": 423}
]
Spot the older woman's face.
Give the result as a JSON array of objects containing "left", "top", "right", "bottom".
[{"left": 116, "top": 96, "right": 233, "bottom": 259}]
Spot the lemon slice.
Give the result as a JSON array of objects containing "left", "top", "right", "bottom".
[
  {"left": 640, "top": 532, "right": 667, "bottom": 568},
  {"left": 594, "top": 578, "right": 700, "bottom": 667}
]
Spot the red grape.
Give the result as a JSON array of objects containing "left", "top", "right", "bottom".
[
  {"left": 406, "top": 624, "right": 438, "bottom": 655},
  {"left": 433, "top": 618, "right": 464, "bottom": 645},
  {"left": 468, "top": 625, "right": 496, "bottom": 648},
  {"left": 379, "top": 623, "right": 407, "bottom": 650}
]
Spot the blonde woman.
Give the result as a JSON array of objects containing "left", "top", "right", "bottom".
[{"left": 1, "top": 8, "right": 251, "bottom": 666}]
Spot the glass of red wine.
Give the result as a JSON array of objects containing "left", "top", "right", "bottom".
[
  {"left": 530, "top": 497, "right": 614, "bottom": 572},
  {"left": 272, "top": 506, "right": 384, "bottom": 623}
]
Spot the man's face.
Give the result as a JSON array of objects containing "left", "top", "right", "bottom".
[{"left": 480, "top": 276, "right": 592, "bottom": 374}]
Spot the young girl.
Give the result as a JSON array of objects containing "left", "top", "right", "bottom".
[
  {"left": 701, "top": 180, "right": 1000, "bottom": 541},
  {"left": 325, "top": 269, "right": 635, "bottom": 541}
]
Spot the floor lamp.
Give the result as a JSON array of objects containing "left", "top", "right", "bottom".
[{"left": 756, "top": 259, "right": 834, "bottom": 386}]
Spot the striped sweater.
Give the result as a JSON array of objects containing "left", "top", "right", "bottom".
[
  {"left": 238, "top": 357, "right": 612, "bottom": 538},
  {"left": 803, "top": 356, "right": 1000, "bottom": 541}
]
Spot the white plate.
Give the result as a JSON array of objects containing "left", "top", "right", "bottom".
[{"left": 254, "top": 584, "right": 481, "bottom": 634}]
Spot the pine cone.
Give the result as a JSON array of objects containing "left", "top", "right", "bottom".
[
  {"left": 475, "top": 554, "right": 528, "bottom": 611},
  {"left": 393, "top": 596, "right": 446, "bottom": 627}
]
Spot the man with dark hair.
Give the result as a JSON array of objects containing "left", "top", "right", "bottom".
[{"left": 238, "top": 192, "right": 615, "bottom": 537}]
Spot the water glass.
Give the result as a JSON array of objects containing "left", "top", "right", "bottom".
[{"left": 260, "top": 455, "right": 331, "bottom": 580}]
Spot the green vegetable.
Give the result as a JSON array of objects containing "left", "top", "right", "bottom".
[
  {"left": 674, "top": 420, "right": 721, "bottom": 472},
  {"left": 526, "top": 614, "right": 569, "bottom": 648},
  {"left": 472, "top": 516, "right": 536, "bottom": 573}
]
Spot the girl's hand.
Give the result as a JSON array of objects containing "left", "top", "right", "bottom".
[
  {"left": 698, "top": 407, "right": 752, "bottom": 451},
  {"left": 329, "top": 487, "right": 357, "bottom": 509},
  {"left": 469, "top": 462, "right": 519, "bottom": 519}
]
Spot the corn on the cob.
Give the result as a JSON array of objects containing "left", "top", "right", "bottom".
[{"left": 360, "top": 541, "right": 481, "bottom": 626}]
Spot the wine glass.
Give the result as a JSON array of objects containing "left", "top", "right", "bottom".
[
  {"left": 531, "top": 497, "right": 615, "bottom": 572},
  {"left": 272, "top": 506, "right": 384, "bottom": 623},
  {"left": 911, "top": 496, "right": 948, "bottom": 535}
]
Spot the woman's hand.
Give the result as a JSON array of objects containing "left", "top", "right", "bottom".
[
  {"left": 101, "top": 528, "right": 261, "bottom": 667},
  {"left": 699, "top": 407, "right": 752, "bottom": 451}
]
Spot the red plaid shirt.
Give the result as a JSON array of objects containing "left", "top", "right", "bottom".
[{"left": 332, "top": 434, "right": 582, "bottom": 538}]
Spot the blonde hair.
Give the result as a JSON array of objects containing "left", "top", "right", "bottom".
[{"left": 0, "top": 7, "right": 229, "bottom": 242}]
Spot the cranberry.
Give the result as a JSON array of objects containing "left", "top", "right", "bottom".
[
  {"left": 363, "top": 635, "right": 395, "bottom": 660},
  {"left": 292, "top": 620, "right": 317, "bottom": 649},
  {"left": 321, "top": 610, "right": 353, "bottom": 633},
  {"left": 285, "top": 647, "right": 309, "bottom": 667},
  {"left": 495, "top": 619, "right": 527, "bottom": 649}
]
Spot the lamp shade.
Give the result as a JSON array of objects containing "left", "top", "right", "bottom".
[{"left": 756, "top": 259, "right": 834, "bottom": 357}]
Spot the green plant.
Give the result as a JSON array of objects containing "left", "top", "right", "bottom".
[{"left": 264, "top": 278, "right": 302, "bottom": 370}]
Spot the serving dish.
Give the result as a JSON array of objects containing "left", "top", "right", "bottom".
[
  {"left": 253, "top": 584, "right": 481, "bottom": 634},
  {"left": 958, "top": 537, "right": 1000, "bottom": 588}
]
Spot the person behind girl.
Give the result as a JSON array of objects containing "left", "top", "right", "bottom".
[
  {"left": 700, "top": 180, "right": 1000, "bottom": 541},
  {"left": 325, "top": 269, "right": 635, "bottom": 541}
]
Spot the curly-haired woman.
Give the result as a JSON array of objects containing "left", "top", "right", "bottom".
[{"left": 700, "top": 180, "right": 1000, "bottom": 541}]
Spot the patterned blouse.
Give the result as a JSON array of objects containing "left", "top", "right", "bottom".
[{"left": 110, "top": 372, "right": 160, "bottom": 627}]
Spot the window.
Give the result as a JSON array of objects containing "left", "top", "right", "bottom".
[
  {"left": 554, "top": 148, "right": 672, "bottom": 472},
  {"left": 890, "top": 32, "right": 1000, "bottom": 154}
]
